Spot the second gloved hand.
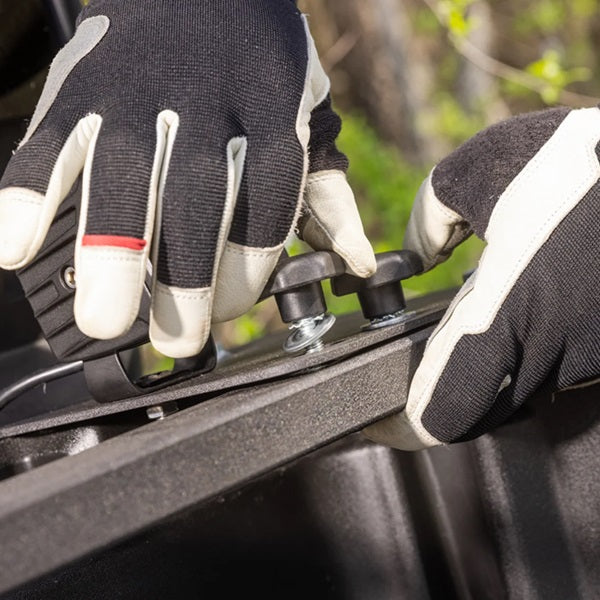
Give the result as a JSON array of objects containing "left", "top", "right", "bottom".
[
  {"left": 0, "top": 0, "right": 375, "bottom": 358},
  {"left": 365, "top": 106, "right": 600, "bottom": 449}
]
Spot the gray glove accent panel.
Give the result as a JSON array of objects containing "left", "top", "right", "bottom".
[
  {"left": 20, "top": 15, "right": 110, "bottom": 150},
  {"left": 432, "top": 107, "right": 571, "bottom": 238},
  {"left": 422, "top": 175, "right": 600, "bottom": 442}
]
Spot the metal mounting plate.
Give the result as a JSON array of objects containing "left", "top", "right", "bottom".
[{"left": 0, "top": 290, "right": 453, "bottom": 438}]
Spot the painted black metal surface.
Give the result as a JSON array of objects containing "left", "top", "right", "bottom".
[
  {"left": 0, "top": 290, "right": 452, "bottom": 437},
  {"left": 0, "top": 321, "right": 434, "bottom": 594},
  {"left": 2, "top": 382, "right": 599, "bottom": 599}
]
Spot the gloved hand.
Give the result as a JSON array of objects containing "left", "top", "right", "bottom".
[
  {"left": 0, "top": 0, "right": 375, "bottom": 358},
  {"left": 365, "top": 106, "right": 600, "bottom": 449}
]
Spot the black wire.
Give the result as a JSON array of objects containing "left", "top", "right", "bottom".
[{"left": 0, "top": 361, "right": 84, "bottom": 411}]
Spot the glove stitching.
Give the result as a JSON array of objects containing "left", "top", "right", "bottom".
[
  {"left": 125, "top": 266, "right": 147, "bottom": 328},
  {"left": 1, "top": 196, "right": 44, "bottom": 207},
  {"left": 0, "top": 189, "right": 45, "bottom": 268},
  {"left": 155, "top": 286, "right": 210, "bottom": 301},
  {"left": 81, "top": 254, "right": 141, "bottom": 262},
  {"left": 224, "top": 245, "right": 282, "bottom": 258},
  {"left": 487, "top": 125, "right": 590, "bottom": 231},
  {"left": 404, "top": 410, "right": 440, "bottom": 448},
  {"left": 474, "top": 127, "right": 593, "bottom": 328},
  {"left": 307, "top": 210, "right": 368, "bottom": 276},
  {"left": 303, "top": 202, "right": 370, "bottom": 277},
  {"left": 306, "top": 171, "right": 345, "bottom": 186}
]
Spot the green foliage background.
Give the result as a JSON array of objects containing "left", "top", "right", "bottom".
[
  {"left": 339, "top": 114, "right": 484, "bottom": 295},
  {"left": 218, "top": 0, "right": 600, "bottom": 347}
]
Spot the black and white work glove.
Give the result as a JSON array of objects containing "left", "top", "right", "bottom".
[
  {"left": 0, "top": 0, "right": 375, "bottom": 358},
  {"left": 365, "top": 106, "right": 600, "bottom": 449}
]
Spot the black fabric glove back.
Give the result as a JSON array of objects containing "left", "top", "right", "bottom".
[
  {"left": 365, "top": 106, "right": 600, "bottom": 449},
  {"left": 0, "top": 0, "right": 375, "bottom": 358}
]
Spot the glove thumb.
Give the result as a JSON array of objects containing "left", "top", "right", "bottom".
[{"left": 299, "top": 170, "right": 376, "bottom": 277}]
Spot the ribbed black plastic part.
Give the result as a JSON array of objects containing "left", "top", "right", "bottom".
[
  {"left": 261, "top": 250, "right": 346, "bottom": 298},
  {"left": 16, "top": 178, "right": 151, "bottom": 362}
]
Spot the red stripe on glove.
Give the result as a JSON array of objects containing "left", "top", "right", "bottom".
[{"left": 82, "top": 235, "right": 147, "bottom": 251}]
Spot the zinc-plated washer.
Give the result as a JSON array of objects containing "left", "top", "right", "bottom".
[{"left": 283, "top": 313, "right": 336, "bottom": 354}]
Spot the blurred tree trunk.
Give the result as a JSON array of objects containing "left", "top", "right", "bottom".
[
  {"left": 301, "top": 0, "right": 437, "bottom": 165},
  {"left": 455, "top": 1, "right": 510, "bottom": 124}
]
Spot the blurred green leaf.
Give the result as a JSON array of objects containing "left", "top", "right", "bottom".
[
  {"left": 513, "top": 0, "right": 565, "bottom": 35},
  {"left": 436, "top": 0, "right": 477, "bottom": 37},
  {"left": 414, "top": 7, "right": 441, "bottom": 34},
  {"left": 525, "top": 49, "right": 591, "bottom": 104}
]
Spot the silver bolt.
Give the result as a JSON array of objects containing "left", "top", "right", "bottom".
[
  {"left": 306, "top": 338, "right": 324, "bottom": 354},
  {"left": 283, "top": 313, "right": 336, "bottom": 354}
]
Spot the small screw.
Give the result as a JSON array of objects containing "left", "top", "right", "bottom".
[
  {"left": 283, "top": 313, "right": 336, "bottom": 354},
  {"left": 61, "top": 266, "right": 77, "bottom": 289},
  {"left": 146, "top": 403, "right": 178, "bottom": 421}
]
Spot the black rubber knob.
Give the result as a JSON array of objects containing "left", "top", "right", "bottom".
[
  {"left": 260, "top": 251, "right": 346, "bottom": 323},
  {"left": 331, "top": 251, "right": 423, "bottom": 320}
]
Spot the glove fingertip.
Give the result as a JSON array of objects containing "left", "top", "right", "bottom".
[
  {"left": 302, "top": 170, "right": 375, "bottom": 276},
  {"left": 0, "top": 188, "right": 45, "bottom": 270},
  {"left": 337, "top": 236, "right": 376, "bottom": 278},
  {"left": 74, "top": 245, "right": 145, "bottom": 340},
  {"left": 149, "top": 282, "right": 212, "bottom": 359},
  {"left": 212, "top": 242, "right": 281, "bottom": 323}
]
